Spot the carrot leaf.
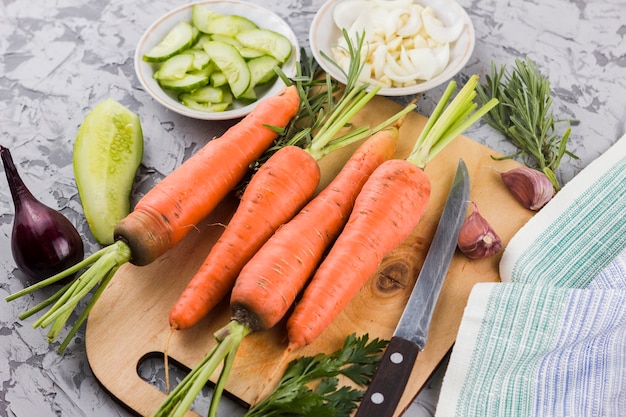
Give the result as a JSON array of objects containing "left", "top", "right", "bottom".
[{"left": 243, "top": 333, "right": 387, "bottom": 417}]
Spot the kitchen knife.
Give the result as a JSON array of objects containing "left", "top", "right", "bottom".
[{"left": 354, "top": 158, "right": 470, "bottom": 417}]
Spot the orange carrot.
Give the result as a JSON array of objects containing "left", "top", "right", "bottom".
[
  {"left": 169, "top": 145, "right": 320, "bottom": 330},
  {"left": 116, "top": 85, "right": 301, "bottom": 266},
  {"left": 286, "top": 158, "right": 430, "bottom": 347},
  {"left": 154, "top": 116, "right": 415, "bottom": 417},
  {"left": 167, "top": 70, "right": 417, "bottom": 331},
  {"left": 6, "top": 85, "right": 301, "bottom": 352},
  {"left": 286, "top": 75, "right": 500, "bottom": 348},
  {"left": 229, "top": 126, "right": 400, "bottom": 333}
]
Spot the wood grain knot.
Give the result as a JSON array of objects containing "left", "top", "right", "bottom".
[{"left": 375, "top": 261, "right": 413, "bottom": 293}]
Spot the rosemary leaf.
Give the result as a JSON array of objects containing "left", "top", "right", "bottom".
[{"left": 477, "top": 58, "right": 578, "bottom": 190}]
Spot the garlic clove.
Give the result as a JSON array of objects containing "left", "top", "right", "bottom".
[
  {"left": 500, "top": 166, "right": 554, "bottom": 210},
  {"left": 457, "top": 202, "right": 502, "bottom": 259}
]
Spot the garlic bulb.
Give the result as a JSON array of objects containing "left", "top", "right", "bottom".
[
  {"left": 457, "top": 202, "right": 502, "bottom": 259},
  {"left": 500, "top": 167, "right": 554, "bottom": 210}
]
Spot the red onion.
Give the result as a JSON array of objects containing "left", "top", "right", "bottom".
[{"left": 1, "top": 145, "right": 84, "bottom": 280}]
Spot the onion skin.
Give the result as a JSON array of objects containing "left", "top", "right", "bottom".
[{"left": 1, "top": 145, "right": 84, "bottom": 280}]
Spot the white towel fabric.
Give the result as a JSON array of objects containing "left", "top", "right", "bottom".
[{"left": 435, "top": 134, "right": 626, "bottom": 417}]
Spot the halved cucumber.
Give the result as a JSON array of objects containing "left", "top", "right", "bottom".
[
  {"left": 203, "top": 41, "right": 250, "bottom": 98},
  {"left": 74, "top": 99, "right": 143, "bottom": 245},
  {"left": 143, "top": 21, "right": 195, "bottom": 62},
  {"left": 235, "top": 29, "right": 292, "bottom": 63}
]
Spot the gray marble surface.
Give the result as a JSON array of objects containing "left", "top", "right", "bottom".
[{"left": 1, "top": 0, "right": 625, "bottom": 416}]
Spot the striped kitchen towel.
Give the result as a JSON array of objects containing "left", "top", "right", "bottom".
[
  {"left": 435, "top": 133, "right": 626, "bottom": 417},
  {"left": 499, "top": 134, "right": 626, "bottom": 287}
]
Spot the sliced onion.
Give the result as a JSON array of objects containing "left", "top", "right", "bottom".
[
  {"left": 431, "top": 42, "right": 450, "bottom": 73},
  {"left": 333, "top": 0, "right": 373, "bottom": 30},
  {"left": 330, "top": 0, "right": 464, "bottom": 88},
  {"left": 397, "top": 4, "right": 423, "bottom": 37},
  {"left": 406, "top": 47, "right": 440, "bottom": 80},
  {"left": 422, "top": 7, "right": 464, "bottom": 43}
]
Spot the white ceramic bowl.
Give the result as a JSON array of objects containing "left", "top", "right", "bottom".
[
  {"left": 309, "top": 0, "right": 475, "bottom": 96},
  {"left": 135, "top": 0, "right": 300, "bottom": 120}
]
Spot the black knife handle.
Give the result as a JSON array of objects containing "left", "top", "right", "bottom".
[{"left": 355, "top": 336, "right": 420, "bottom": 417}]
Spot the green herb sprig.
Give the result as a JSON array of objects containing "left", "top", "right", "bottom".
[
  {"left": 476, "top": 58, "right": 578, "bottom": 190},
  {"left": 244, "top": 333, "right": 388, "bottom": 417}
]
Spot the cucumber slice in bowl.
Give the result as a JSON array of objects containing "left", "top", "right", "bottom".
[
  {"left": 236, "top": 29, "right": 293, "bottom": 63},
  {"left": 134, "top": 0, "right": 299, "bottom": 120},
  {"left": 203, "top": 40, "right": 251, "bottom": 98},
  {"left": 73, "top": 99, "right": 143, "bottom": 245},
  {"left": 142, "top": 21, "right": 196, "bottom": 62}
]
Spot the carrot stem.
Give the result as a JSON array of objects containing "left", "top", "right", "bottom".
[
  {"left": 14, "top": 241, "right": 131, "bottom": 352},
  {"left": 152, "top": 321, "right": 251, "bottom": 417},
  {"left": 407, "top": 75, "right": 499, "bottom": 168}
]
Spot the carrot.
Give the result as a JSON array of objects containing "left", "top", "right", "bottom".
[
  {"left": 6, "top": 85, "right": 301, "bottom": 352},
  {"left": 167, "top": 104, "right": 416, "bottom": 333},
  {"left": 116, "top": 85, "right": 300, "bottom": 266},
  {"left": 286, "top": 75, "right": 500, "bottom": 348},
  {"left": 229, "top": 125, "right": 400, "bottom": 333},
  {"left": 166, "top": 32, "right": 417, "bottom": 332},
  {"left": 154, "top": 125, "right": 410, "bottom": 417},
  {"left": 168, "top": 145, "right": 321, "bottom": 330},
  {"left": 152, "top": 33, "right": 421, "bottom": 417},
  {"left": 286, "top": 158, "right": 430, "bottom": 347}
]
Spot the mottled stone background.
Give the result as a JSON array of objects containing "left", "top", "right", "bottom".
[{"left": 1, "top": 0, "right": 624, "bottom": 416}]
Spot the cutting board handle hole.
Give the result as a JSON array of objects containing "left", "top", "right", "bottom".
[{"left": 136, "top": 351, "right": 249, "bottom": 413}]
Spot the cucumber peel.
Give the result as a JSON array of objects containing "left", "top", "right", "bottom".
[{"left": 73, "top": 99, "right": 143, "bottom": 245}]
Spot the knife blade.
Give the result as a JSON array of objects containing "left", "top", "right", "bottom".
[{"left": 354, "top": 158, "right": 470, "bottom": 417}]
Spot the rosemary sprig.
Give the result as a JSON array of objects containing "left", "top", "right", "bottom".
[{"left": 476, "top": 58, "right": 578, "bottom": 190}]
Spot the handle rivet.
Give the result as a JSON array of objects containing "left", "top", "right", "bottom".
[
  {"left": 371, "top": 392, "right": 385, "bottom": 404},
  {"left": 390, "top": 352, "right": 404, "bottom": 364}
]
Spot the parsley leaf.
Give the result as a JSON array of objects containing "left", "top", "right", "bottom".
[{"left": 244, "top": 333, "right": 387, "bottom": 417}]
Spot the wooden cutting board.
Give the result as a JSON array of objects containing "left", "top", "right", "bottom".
[{"left": 85, "top": 95, "right": 534, "bottom": 417}]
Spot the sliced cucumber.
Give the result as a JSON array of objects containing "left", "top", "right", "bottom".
[
  {"left": 203, "top": 41, "right": 250, "bottom": 98},
  {"left": 185, "top": 49, "right": 211, "bottom": 70},
  {"left": 210, "top": 71, "right": 228, "bottom": 87},
  {"left": 248, "top": 55, "right": 280, "bottom": 85},
  {"left": 154, "top": 53, "right": 195, "bottom": 81},
  {"left": 191, "top": 33, "right": 211, "bottom": 50},
  {"left": 145, "top": 9, "right": 295, "bottom": 112},
  {"left": 143, "top": 21, "right": 195, "bottom": 62},
  {"left": 210, "top": 34, "right": 265, "bottom": 59},
  {"left": 192, "top": 4, "right": 222, "bottom": 34},
  {"left": 236, "top": 29, "right": 293, "bottom": 63},
  {"left": 184, "top": 85, "right": 225, "bottom": 103},
  {"left": 74, "top": 99, "right": 143, "bottom": 245},
  {"left": 158, "top": 72, "right": 209, "bottom": 92},
  {"left": 205, "top": 14, "right": 258, "bottom": 37},
  {"left": 179, "top": 98, "right": 231, "bottom": 112},
  {"left": 239, "top": 55, "right": 281, "bottom": 102}
]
